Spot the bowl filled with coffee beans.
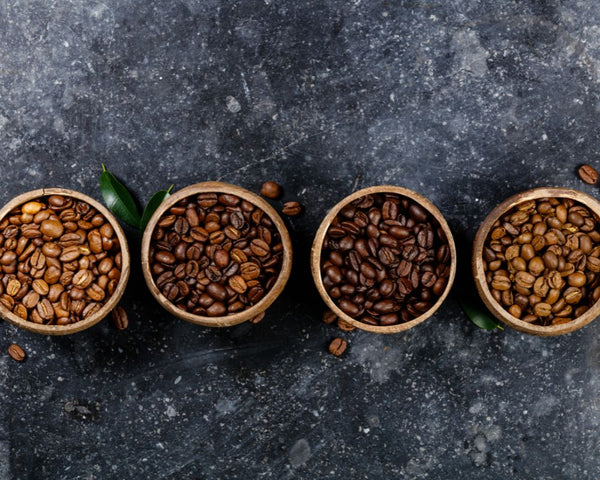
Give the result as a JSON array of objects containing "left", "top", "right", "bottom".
[
  {"left": 141, "top": 181, "right": 293, "bottom": 327},
  {"left": 0, "top": 188, "right": 130, "bottom": 335},
  {"left": 473, "top": 187, "right": 600, "bottom": 336},
  {"left": 311, "top": 186, "right": 456, "bottom": 333}
]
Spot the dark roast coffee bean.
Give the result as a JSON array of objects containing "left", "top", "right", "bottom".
[{"left": 320, "top": 193, "right": 451, "bottom": 326}]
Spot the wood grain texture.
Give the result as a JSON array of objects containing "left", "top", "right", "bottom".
[
  {"left": 472, "top": 187, "right": 600, "bottom": 336},
  {"left": 0, "top": 188, "right": 130, "bottom": 335},
  {"left": 140, "top": 181, "right": 293, "bottom": 327},
  {"left": 310, "top": 185, "right": 457, "bottom": 334}
]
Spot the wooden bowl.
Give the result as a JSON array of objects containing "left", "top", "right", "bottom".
[
  {"left": 311, "top": 185, "right": 457, "bottom": 334},
  {"left": 473, "top": 187, "right": 600, "bottom": 336},
  {"left": 141, "top": 181, "right": 293, "bottom": 327},
  {"left": 0, "top": 188, "right": 130, "bottom": 335}
]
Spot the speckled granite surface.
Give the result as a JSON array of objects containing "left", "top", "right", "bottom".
[{"left": 1, "top": 1, "right": 600, "bottom": 478}]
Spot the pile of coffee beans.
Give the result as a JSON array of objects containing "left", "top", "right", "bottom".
[
  {"left": 149, "top": 192, "right": 284, "bottom": 317},
  {"left": 320, "top": 193, "right": 452, "bottom": 326},
  {"left": 483, "top": 197, "right": 600, "bottom": 326},
  {"left": 0, "top": 195, "right": 123, "bottom": 325}
]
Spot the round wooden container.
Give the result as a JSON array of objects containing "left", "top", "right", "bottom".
[
  {"left": 0, "top": 188, "right": 130, "bottom": 335},
  {"left": 141, "top": 181, "right": 293, "bottom": 327},
  {"left": 311, "top": 185, "right": 457, "bottom": 334},
  {"left": 473, "top": 187, "right": 600, "bottom": 336}
]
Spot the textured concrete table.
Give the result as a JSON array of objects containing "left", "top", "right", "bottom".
[{"left": 1, "top": 1, "right": 600, "bottom": 478}]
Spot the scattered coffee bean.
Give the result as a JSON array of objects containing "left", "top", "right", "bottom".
[
  {"left": 111, "top": 306, "right": 128, "bottom": 330},
  {"left": 282, "top": 201, "right": 302, "bottom": 217},
  {"left": 0, "top": 196, "right": 122, "bottom": 325},
  {"left": 322, "top": 309, "right": 338, "bottom": 324},
  {"left": 8, "top": 343, "right": 25, "bottom": 362},
  {"left": 328, "top": 337, "right": 347, "bottom": 356},
  {"left": 484, "top": 197, "right": 600, "bottom": 326},
  {"left": 337, "top": 318, "right": 356, "bottom": 332},
  {"left": 320, "top": 193, "right": 452, "bottom": 326},
  {"left": 149, "top": 192, "right": 283, "bottom": 317},
  {"left": 578, "top": 164, "right": 599, "bottom": 185},
  {"left": 260, "top": 181, "right": 283, "bottom": 199},
  {"left": 249, "top": 311, "right": 266, "bottom": 324}
]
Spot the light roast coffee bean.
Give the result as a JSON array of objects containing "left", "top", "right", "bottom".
[
  {"left": 484, "top": 197, "right": 600, "bottom": 326},
  {"left": 321, "top": 193, "right": 451, "bottom": 326},
  {"left": 0, "top": 196, "right": 122, "bottom": 325},
  {"left": 149, "top": 192, "right": 283, "bottom": 317}
]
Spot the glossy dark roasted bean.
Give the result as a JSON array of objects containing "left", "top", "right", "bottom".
[{"left": 320, "top": 193, "right": 451, "bottom": 326}]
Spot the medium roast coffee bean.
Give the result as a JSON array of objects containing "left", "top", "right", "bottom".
[
  {"left": 484, "top": 197, "right": 600, "bottom": 326},
  {"left": 578, "top": 164, "right": 599, "bottom": 185},
  {"left": 0, "top": 195, "right": 122, "bottom": 325},
  {"left": 260, "top": 181, "right": 283, "bottom": 199},
  {"left": 281, "top": 201, "right": 302, "bottom": 217},
  {"left": 320, "top": 193, "right": 451, "bottom": 326},
  {"left": 328, "top": 337, "right": 347, "bottom": 356},
  {"left": 149, "top": 192, "right": 283, "bottom": 317}
]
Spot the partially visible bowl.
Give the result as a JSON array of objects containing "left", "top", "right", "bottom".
[
  {"left": 141, "top": 181, "right": 293, "bottom": 327},
  {"left": 473, "top": 187, "right": 600, "bottom": 336},
  {"left": 311, "top": 185, "right": 456, "bottom": 334},
  {"left": 0, "top": 188, "right": 130, "bottom": 335}
]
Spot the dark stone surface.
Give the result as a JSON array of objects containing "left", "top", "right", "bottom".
[{"left": 1, "top": 0, "right": 600, "bottom": 478}]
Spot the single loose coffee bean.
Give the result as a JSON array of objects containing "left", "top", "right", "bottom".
[
  {"left": 249, "top": 311, "right": 266, "bottom": 324},
  {"left": 8, "top": 343, "right": 26, "bottom": 362},
  {"left": 260, "top": 181, "right": 283, "bottom": 199},
  {"left": 322, "top": 310, "right": 338, "bottom": 324},
  {"left": 328, "top": 337, "right": 347, "bottom": 356},
  {"left": 111, "top": 306, "right": 128, "bottom": 330},
  {"left": 578, "top": 164, "right": 599, "bottom": 185},
  {"left": 281, "top": 201, "right": 302, "bottom": 217},
  {"left": 337, "top": 318, "right": 356, "bottom": 332}
]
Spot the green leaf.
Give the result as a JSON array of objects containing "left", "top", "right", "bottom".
[
  {"left": 140, "top": 184, "right": 174, "bottom": 230},
  {"left": 458, "top": 297, "right": 503, "bottom": 331},
  {"left": 100, "top": 164, "right": 142, "bottom": 228}
]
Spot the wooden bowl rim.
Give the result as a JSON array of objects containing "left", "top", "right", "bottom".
[
  {"left": 311, "top": 185, "right": 457, "bottom": 334},
  {"left": 0, "top": 188, "right": 130, "bottom": 335},
  {"left": 472, "top": 186, "right": 600, "bottom": 336},
  {"left": 140, "top": 181, "right": 293, "bottom": 327}
]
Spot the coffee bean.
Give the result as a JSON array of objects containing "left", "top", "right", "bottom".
[
  {"left": 40, "top": 219, "right": 64, "bottom": 238},
  {"left": 282, "top": 201, "right": 302, "bottom": 217},
  {"left": 337, "top": 318, "right": 356, "bottom": 332},
  {"left": 322, "top": 309, "right": 338, "bottom": 324},
  {"left": 8, "top": 343, "right": 26, "bottom": 362},
  {"left": 206, "top": 301, "right": 226, "bottom": 317},
  {"left": 260, "top": 181, "right": 283, "bottom": 199},
  {"left": 111, "top": 306, "right": 128, "bottom": 330},
  {"left": 328, "top": 337, "right": 347, "bottom": 356},
  {"left": 578, "top": 164, "right": 598, "bottom": 185},
  {"left": 249, "top": 311, "right": 266, "bottom": 324}
]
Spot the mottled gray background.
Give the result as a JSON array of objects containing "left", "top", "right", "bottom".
[{"left": 1, "top": 0, "right": 600, "bottom": 479}]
